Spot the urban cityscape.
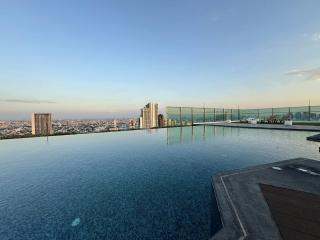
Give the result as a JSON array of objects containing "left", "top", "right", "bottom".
[
  {"left": 0, "top": 103, "right": 166, "bottom": 139},
  {"left": 2, "top": 102, "right": 320, "bottom": 139},
  {"left": 1, "top": 1, "right": 320, "bottom": 240}
]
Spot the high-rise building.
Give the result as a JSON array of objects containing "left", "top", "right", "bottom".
[
  {"left": 31, "top": 113, "right": 53, "bottom": 135},
  {"left": 139, "top": 103, "right": 158, "bottom": 129},
  {"left": 129, "top": 119, "right": 137, "bottom": 129},
  {"left": 158, "top": 114, "right": 165, "bottom": 127}
]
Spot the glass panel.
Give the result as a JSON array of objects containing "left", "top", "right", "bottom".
[
  {"left": 311, "top": 106, "right": 320, "bottom": 121},
  {"left": 215, "top": 108, "right": 224, "bottom": 121},
  {"left": 290, "top": 106, "right": 309, "bottom": 121},
  {"left": 273, "top": 107, "right": 290, "bottom": 120},
  {"left": 193, "top": 108, "right": 205, "bottom": 123},
  {"left": 240, "top": 109, "right": 259, "bottom": 120},
  {"left": 231, "top": 109, "right": 240, "bottom": 121},
  {"left": 224, "top": 109, "right": 232, "bottom": 121},
  {"left": 166, "top": 107, "right": 181, "bottom": 126},
  {"left": 205, "top": 108, "right": 215, "bottom": 122},
  {"left": 259, "top": 108, "right": 273, "bottom": 120},
  {"left": 181, "top": 107, "right": 192, "bottom": 126}
]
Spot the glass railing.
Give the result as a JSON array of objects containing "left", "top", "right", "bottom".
[{"left": 166, "top": 106, "right": 320, "bottom": 126}]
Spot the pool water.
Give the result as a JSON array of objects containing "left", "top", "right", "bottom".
[{"left": 0, "top": 126, "right": 319, "bottom": 240}]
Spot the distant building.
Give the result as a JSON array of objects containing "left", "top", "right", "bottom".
[
  {"left": 158, "top": 114, "right": 165, "bottom": 127},
  {"left": 31, "top": 113, "right": 53, "bottom": 135},
  {"left": 109, "top": 119, "right": 118, "bottom": 131},
  {"left": 129, "top": 119, "right": 137, "bottom": 129},
  {"left": 139, "top": 103, "right": 158, "bottom": 129}
]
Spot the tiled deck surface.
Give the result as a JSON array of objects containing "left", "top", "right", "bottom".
[{"left": 212, "top": 158, "right": 320, "bottom": 240}]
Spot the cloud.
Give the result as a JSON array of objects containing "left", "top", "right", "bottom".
[
  {"left": 286, "top": 67, "right": 320, "bottom": 81},
  {"left": 0, "top": 99, "right": 56, "bottom": 104},
  {"left": 303, "top": 32, "right": 320, "bottom": 42},
  {"left": 311, "top": 33, "right": 320, "bottom": 42}
]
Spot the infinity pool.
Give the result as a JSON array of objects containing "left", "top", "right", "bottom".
[{"left": 0, "top": 126, "right": 319, "bottom": 240}]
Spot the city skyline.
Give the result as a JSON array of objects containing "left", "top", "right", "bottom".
[{"left": 1, "top": 0, "right": 320, "bottom": 120}]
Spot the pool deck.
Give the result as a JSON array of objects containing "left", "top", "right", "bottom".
[
  {"left": 211, "top": 158, "right": 320, "bottom": 240},
  {"left": 201, "top": 122, "right": 320, "bottom": 132}
]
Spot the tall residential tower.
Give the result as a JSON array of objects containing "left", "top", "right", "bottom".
[
  {"left": 31, "top": 113, "right": 53, "bottom": 135},
  {"left": 139, "top": 103, "right": 158, "bottom": 129}
]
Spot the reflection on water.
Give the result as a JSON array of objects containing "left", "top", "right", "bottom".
[
  {"left": 0, "top": 126, "right": 319, "bottom": 240},
  {"left": 167, "top": 125, "right": 241, "bottom": 145}
]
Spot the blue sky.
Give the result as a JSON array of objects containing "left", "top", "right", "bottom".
[{"left": 1, "top": 0, "right": 320, "bottom": 120}]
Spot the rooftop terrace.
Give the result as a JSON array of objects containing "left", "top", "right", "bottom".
[{"left": 212, "top": 158, "right": 320, "bottom": 240}]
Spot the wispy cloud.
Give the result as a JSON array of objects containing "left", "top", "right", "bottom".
[
  {"left": 286, "top": 67, "right": 320, "bottom": 81},
  {"left": 303, "top": 32, "right": 320, "bottom": 42},
  {"left": 311, "top": 33, "right": 320, "bottom": 42},
  {"left": 0, "top": 99, "right": 57, "bottom": 104}
]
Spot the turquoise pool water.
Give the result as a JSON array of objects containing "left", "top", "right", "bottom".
[{"left": 0, "top": 126, "right": 319, "bottom": 240}]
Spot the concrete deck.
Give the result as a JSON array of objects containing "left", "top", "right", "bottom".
[
  {"left": 307, "top": 133, "right": 320, "bottom": 142},
  {"left": 211, "top": 158, "right": 320, "bottom": 240},
  {"left": 202, "top": 122, "right": 320, "bottom": 132}
]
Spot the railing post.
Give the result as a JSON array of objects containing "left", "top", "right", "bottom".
[
  {"left": 231, "top": 109, "right": 233, "bottom": 121},
  {"left": 214, "top": 108, "right": 216, "bottom": 122},
  {"left": 179, "top": 107, "right": 182, "bottom": 127},
  {"left": 203, "top": 107, "right": 206, "bottom": 123},
  {"left": 238, "top": 106, "right": 240, "bottom": 120},
  {"left": 309, "top": 105, "right": 311, "bottom": 121},
  {"left": 191, "top": 107, "right": 194, "bottom": 125},
  {"left": 288, "top": 107, "right": 291, "bottom": 120},
  {"left": 223, "top": 108, "right": 225, "bottom": 121}
]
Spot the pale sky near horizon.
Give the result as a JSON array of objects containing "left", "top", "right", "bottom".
[{"left": 1, "top": 0, "right": 320, "bottom": 120}]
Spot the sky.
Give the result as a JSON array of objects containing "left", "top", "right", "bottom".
[{"left": 0, "top": 0, "right": 320, "bottom": 120}]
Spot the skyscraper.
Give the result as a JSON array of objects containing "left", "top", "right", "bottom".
[
  {"left": 139, "top": 103, "right": 158, "bottom": 129},
  {"left": 158, "top": 114, "right": 165, "bottom": 127},
  {"left": 31, "top": 113, "right": 53, "bottom": 135}
]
